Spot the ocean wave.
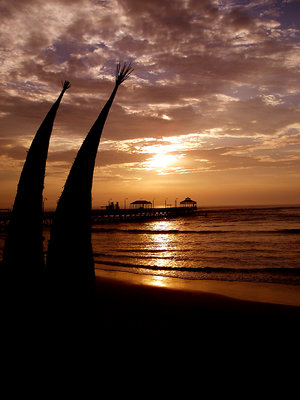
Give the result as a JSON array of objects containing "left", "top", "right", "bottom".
[
  {"left": 92, "top": 227, "right": 300, "bottom": 235},
  {"left": 92, "top": 227, "right": 235, "bottom": 234},
  {"left": 94, "top": 259, "right": 300, "bottom": 275},
  {"left": 93, "top": 252, "right": 190, "bottom": 261},
  {"left": 275, "top": 229, "right": 300, "bottom": 234},
  {"left": 92, "top": 227, "right": 201, "bottom": 234},
  {"left": 116, "top": 248, "right": 193, "bottom": 253}
]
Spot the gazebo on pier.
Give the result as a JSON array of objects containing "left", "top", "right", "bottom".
[
  {"left": 130, "top": 200, "right": 152, "bottom": 209},
  {"left": 180, "top": 197, "right": 197, "bottom": 209}
]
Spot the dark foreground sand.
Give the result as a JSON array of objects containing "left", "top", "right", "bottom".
[
  {"left": 3, "top": 268, "right": 300, "bottom": 368},
  {"left": 2, "top": 269, "right": 298, "bottom": 389},
  {"left": 94, "top": 270, "right": 300, "bottom": 346}
]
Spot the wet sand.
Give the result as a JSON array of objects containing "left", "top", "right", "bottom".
[
  {"left": 94, "top": 270, "right": 300, "bottom": 345},
  {"left": 3, "top": 268, "right": 299, "bottom": 363}
]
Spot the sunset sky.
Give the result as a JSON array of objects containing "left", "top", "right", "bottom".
[{"left": 1, "top": 0, "right": 300, "bottom": 209}]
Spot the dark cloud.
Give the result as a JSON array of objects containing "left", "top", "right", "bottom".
[
  {"left": 221, "top": 97, "right": 300, "bottom": 136},
  {"left": 225, "top": 7, "right": 255, "bottom": 30}
]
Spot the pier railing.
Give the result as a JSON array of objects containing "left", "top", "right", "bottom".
[
  {"left": 91, "top": 206, "right": 197, "bottom": 223},
  {"left": 0, "top": 207, "right": 198, "bottom": 229}
]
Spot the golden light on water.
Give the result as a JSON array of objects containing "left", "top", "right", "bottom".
[
  {"left": 146, "top": 220, "right": 178, "bottom": 269},
  {"left": 149, "top": 220, "right": 174, "bottom": 232},
  {"left": 147, "top": 275, "right": 168, "bottom": 287}
]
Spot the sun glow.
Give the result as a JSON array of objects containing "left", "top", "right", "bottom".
[{"left": 144, "top": 153, "right": 176, "bottom": 171}]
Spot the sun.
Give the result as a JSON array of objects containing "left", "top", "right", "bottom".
[{"left": 144, "top": 153, "right": 176, "bottom": 171}]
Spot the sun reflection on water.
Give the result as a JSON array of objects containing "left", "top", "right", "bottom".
[
  {"left": 146, "top": 275, "right": 168, "bottom": 287},
  {"left": 144, "top": 220, "right": 178, "bottom": 269}
]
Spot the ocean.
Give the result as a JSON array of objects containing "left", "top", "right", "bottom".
[
  {"left": 91, "top": 205, "right": 300, "bottom": 285},
  {"left": 0, "top": 205, "right": 299, "bottom": 286}
]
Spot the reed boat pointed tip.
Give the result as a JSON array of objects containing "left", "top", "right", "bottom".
[
  {"left": 61, "top": 80, "right": 71, "bottom": 91},
  {"left": 115, "top": 61, "right": 134, "bottom": 86}
]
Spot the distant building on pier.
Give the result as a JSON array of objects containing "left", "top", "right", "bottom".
[
  {"left": 130, "top": 200, "right": 152, "bottom": 209},
  {"left": 180, "top": 197, "right": 197, "bottom": 209}
]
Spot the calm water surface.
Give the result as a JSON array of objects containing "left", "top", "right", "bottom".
[
  {"left": 91, "top": 206, "right": 300, "bottom": 285},
  {"left": 0, "top": 206, "right": 299, "bottom": 285}
]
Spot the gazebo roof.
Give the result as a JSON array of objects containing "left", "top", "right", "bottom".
[
  {"left": 130, "top": 200, "right": 152, "bottom": 204},
  {"left": 180, "top": 197, "right": 196, "bottom": 204}
]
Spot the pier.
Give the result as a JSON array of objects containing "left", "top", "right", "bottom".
[
  {"left": 90, "top": 206, "right": 198, "bottom": 223},
  {"left": 0, "top": 207, "right": 199, "bottom": 230},
  {"left": 0, "top": 197, "right": 200, "bottom": 229}
]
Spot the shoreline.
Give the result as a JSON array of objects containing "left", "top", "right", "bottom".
[
  {"left": 95, "top": 268, "right": 300, "bottom": 307},
  {"left": 94, "top": 269, "right": 300, "bottom": 343}
]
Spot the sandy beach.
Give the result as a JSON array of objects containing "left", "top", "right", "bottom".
[
  {"left": 94, "top": 269, "right": 300, "bottom": 348},
  {"left": 2, "top": 266, "right": 299, "bottom": 367}
]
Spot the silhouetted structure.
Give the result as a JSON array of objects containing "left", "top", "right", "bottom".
[
  {"left": 46, "top": 63, "right": 133, "bottom": 306},
  {"left": 130, "top": 200, "right": 152, "bottom": 209},
  {"left": 2, "top": 81, "right": 70, "bottom": 295},
  {"left": 180, "top": 197, "right": 197, "bottom": 208}
]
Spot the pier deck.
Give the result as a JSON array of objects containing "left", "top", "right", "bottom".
[
  {"left": 0, "top": 207, "right": 199, "bottom": 229},
  {"left": 91, "top": 206, "right": 198, "bottom": 223}
]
